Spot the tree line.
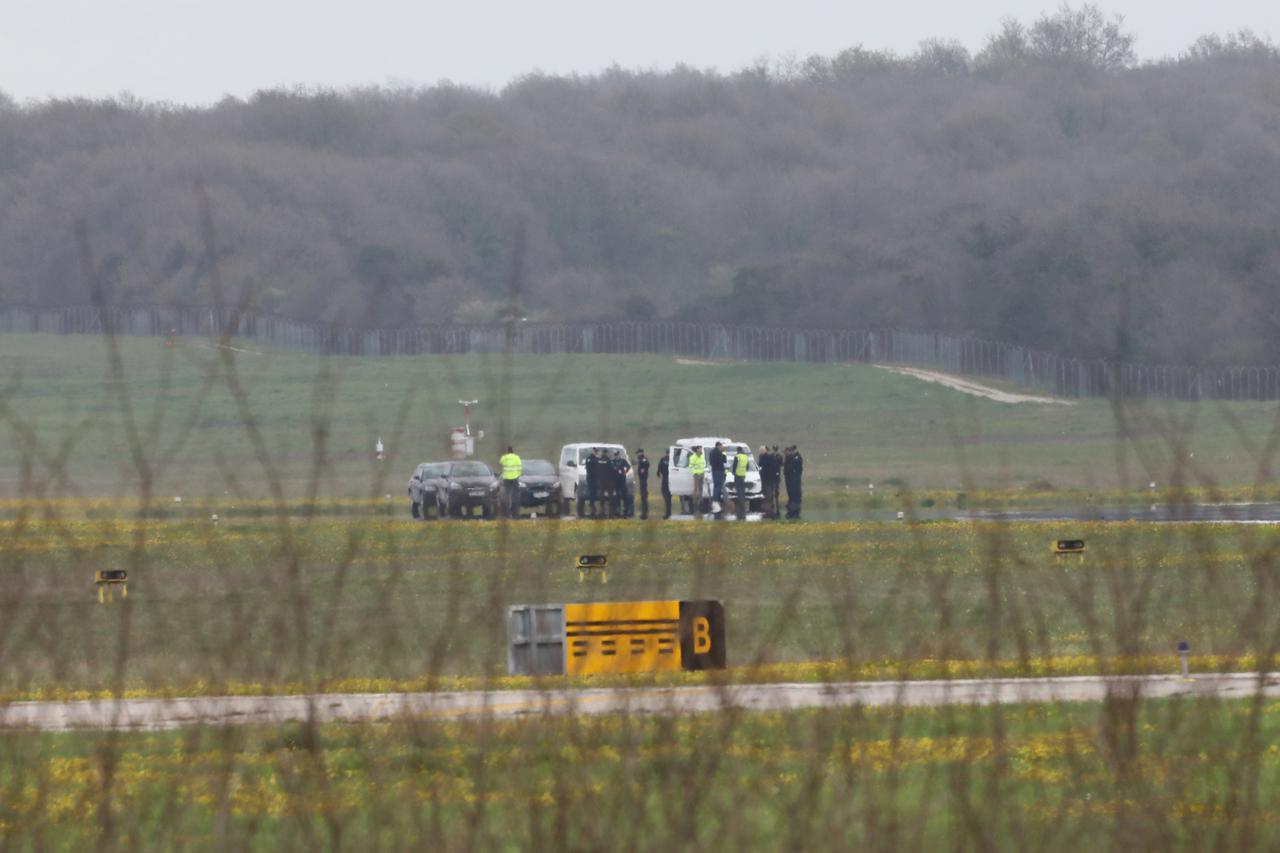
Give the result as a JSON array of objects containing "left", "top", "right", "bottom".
[{"left": 1, "top": 5, "right": 1279, "bottom": 365}]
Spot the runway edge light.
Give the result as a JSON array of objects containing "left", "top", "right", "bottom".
[
  {"left": 577, "top": 554, "right": 608, "bottom": 583},
  {"left": 1053, "top": 539, "right": 1086, "bottom": 555},
  {"left": 95, "top": 569, "right": 128, "bottom": 603}
]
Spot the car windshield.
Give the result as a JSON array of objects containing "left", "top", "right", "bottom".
[
  {"left": 423, "top": 463, "right": 449, "bottom": 477},
  {"left": 523, "top": 459, "right": 555, "bottom": 475},
  {"left": 451, "top": 462, "right": 491, "bottom": 477}
]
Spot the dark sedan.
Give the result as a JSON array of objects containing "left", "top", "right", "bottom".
[
  {"left": 436, "top": 460, "right": 500, "bottom": 518},
  {"left": 408, "top": 462, "right": 450, "bottom": 520},
  {"left": 513, "top": 458, "right": 562, "bottom": 517}
]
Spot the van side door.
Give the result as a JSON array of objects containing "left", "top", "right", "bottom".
[
  {"left": 668, "top": 446, "right": 693, "bottom": 497},
  {"left": 558, "top": 446, "right": 578, "bottom": 499}
]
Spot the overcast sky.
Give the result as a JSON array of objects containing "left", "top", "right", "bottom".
[{"left": 2, "top": 0, "right": 1277, "bottom": 105}]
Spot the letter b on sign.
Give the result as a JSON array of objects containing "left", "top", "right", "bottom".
[
  {"left": 693, "top": 617, "right": 711, "bottom": 654},
  {"left": 679, "top": 600, "right": 726, "bottom": 670}
]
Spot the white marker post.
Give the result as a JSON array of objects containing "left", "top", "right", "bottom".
[
  {"left": 1177, "top": 640, "right": 1191, "bottom": 679},
  {"left": 456, "top": 400, "right": 480, "bottom": 458},
  {"left": 458, "top": 401, "right": 478, "bottom": 436},
  {"left": 376, "top": 437, "right": 384, "bottom": 462}
]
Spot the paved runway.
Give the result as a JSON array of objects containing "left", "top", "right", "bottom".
[
  {"left": 4, "top": 673, "right": 1278, "bottom": 731},
  {"left": 560, "top": 502, "right": 1280, "bottom": 524}
]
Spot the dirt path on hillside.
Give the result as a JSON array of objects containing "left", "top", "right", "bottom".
[{"left": 877, "top": 366, "right": 1074, "bottom": 405}]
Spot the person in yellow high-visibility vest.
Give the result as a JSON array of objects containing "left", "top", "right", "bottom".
[
  {"left": 499, "top": 446, "right": 522, "bottom": 518},
  {"left": 733, "top": 449, "right": 750, "bottom": 520},
  {"left": 688, "top": 445, "right": 706, "bottom": 519}
]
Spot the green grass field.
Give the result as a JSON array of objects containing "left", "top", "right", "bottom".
[
  {"left": 6, "top": 514, "right": 1280, "bottom": 699},
  {"left": 4, "top": 700, "right": 1278, "bottom": 848},
  {"left": 8, "top": 333, "right": 1280, "bottom": 846},
  {"left": 3, "top": 333, "right": 1280, "bottom": 498}
]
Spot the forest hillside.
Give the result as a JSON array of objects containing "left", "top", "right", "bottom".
[{"left": 2, "top": 7, "right": 1279, "bottom": 364}]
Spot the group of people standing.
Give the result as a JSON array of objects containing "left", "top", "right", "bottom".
[
  {"left": 754, "top": 445, "right": 805, "bottom": 519},
  {"left": 500, "top": 442, "right": 804, "bottom": 521},
  {"left": 574, "top": 443, "right": 806, "bottom": 521},
  {"left": 674, "top": 441, "right": 756, "bottom": 520},
  {"left": 577, "top": 447, "right": 636, "bottom": 518}
]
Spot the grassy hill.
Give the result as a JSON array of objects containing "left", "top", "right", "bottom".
[{"left": 2, "top": 333, "right": 1278, "bottom": 499}]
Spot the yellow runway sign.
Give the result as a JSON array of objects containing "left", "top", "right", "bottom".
[
  {"left": 508, "top": 599, "right": 726, "bottom": 676},
  {"left": 565, "top": 600, "right": 680, "bottom": 675}
]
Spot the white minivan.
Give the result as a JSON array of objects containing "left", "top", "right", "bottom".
[
  {"left": 667, "top": 437, "right": 763, "bottom": 515},
  {"left": 558, "top": 443, "right": 635, "bottom": 516}
]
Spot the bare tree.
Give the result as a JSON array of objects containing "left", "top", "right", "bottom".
[
  {"left": 913, "top": 39, "right": 971, "bottom": 76},
  {"left": 1028, "top": 3, "right": 1137, "bottom": 70},
  {"left": 1183, "top": 29, "right": 1280, "bottom": 63}
]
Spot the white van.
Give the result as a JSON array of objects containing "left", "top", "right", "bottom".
[
  {"left": 667, "top": 437, "right": 763, "bottom": 515},
  {"left": 557, "top": 443, "right": 635, "bottom": 516}
]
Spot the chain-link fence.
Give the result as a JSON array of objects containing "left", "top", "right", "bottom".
[{"left": 5, "top": 305, "right": 1280, "bottom": 401}]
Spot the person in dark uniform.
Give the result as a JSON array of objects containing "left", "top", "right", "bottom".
[
  {"left": 604, "top": 449, "right": 618, "bottom": 517},
  {"left": 758, "top": 444, "right": 780, "bottom": 519},
  {"left": 771, "top": 445, "right": 784, "bottom": 518},
  {"left": 611, "top": 450, "right": 632, "bottom": 517},
  {"left": 783, "top": 445, "right": 804, "bottom": 519},
  {"left": 579, "top": 447, "right": 601, "bottom": 518},
  {"left": 594, "top": 448, "right": 614, "bottom": 518},
  {"left": 657, "top": 451, "right": 671, "bottom": 519},
  {"left": 635, "top": 449, "right": 650, "bottom": 519},
  {"left": 709, "top": 441, "right": 727, "bottom": 519}
]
